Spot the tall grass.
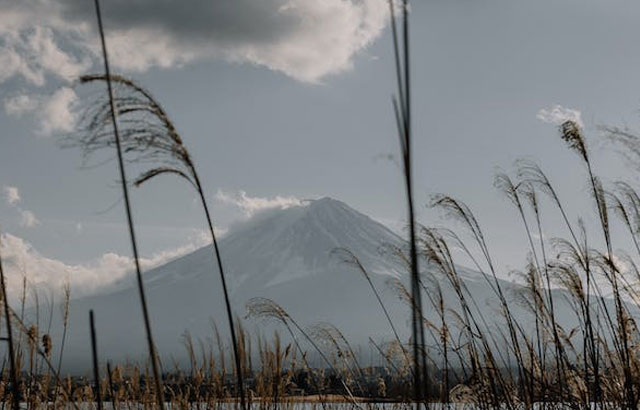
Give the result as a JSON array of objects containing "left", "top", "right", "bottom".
[
  {"left": 11, "top": 118, "right": 640, "bottom": 408},
  {"left": 89, "top": 310, "right": 103, "bottom": 410},
  {"left": 8, "top": 1, "right": 640, "bottom": 408},
  {"left": 332, "top": 248, "right": 408, "bottom": 365},
  {"left": 0, "top": 232, "right": 20, "bottom": 410},
  {"left": 69, "top": 70, "right": 248, "bottom": 408},
  {"left": 387, "top": 0, "right": 428, "bottom": 403},
  {"left": 89, "top": 1, "right": 164, "bottom": 407},
  {"left": 66, "top": 4, "right": 247, "bottom": 408},
  {"left": 0, "top": 316, "right": 414, "bottom": 407}
]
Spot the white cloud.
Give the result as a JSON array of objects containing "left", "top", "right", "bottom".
[
  {"left": 4, "top": 94, "right": 39, "bottom": 116},
  {"left": 0, "top": 232, "right": 210, "bottom": 305},
  {"left": 26, "top": 26, "right": 92, "bottom": 82},
  {"left": 0, "top": 0, "right": 389, "bottom": 84},
  {"left": 0, "top": 42, "right": 46, "bottom": 86},
  {"left": 216, "top": 189, "right": 303, "bottom": 217},
  {"left": 4, "top": 87, "right": 79, "bottom": 136},
  {"left": 537, "top": 105, "right": 583, "bottom": 128},
  {"left": 4, "top": 186, "right": 21, "bottom": 205},
  {"left": 218, "top": 0, "right": 389, "bottom": 82},
  {"left": 19, "top": 210, "right": 39, "bottom": 228},
  {"left": 0, "top": 15, "right": 91, "bottom": 86},
  {"left": 3, "top": 185, "right": 40, "bottom": 228},
  {"left": 38, "top": 87, "right": 78, "bottom": 135}
]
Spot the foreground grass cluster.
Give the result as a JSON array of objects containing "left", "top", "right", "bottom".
[
  {"left": 6, "top": 117, "right": 640, "bottom": 409},
  {"left": 5, "top": 0, "right": 640, "bottom": 409}
]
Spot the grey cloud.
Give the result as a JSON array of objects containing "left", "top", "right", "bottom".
[
  {"left": 59, "top": 0, "right": 296, "bottom": 45},
  {"left": 1, "top": 0, "right": 389, "bottom": 83}
]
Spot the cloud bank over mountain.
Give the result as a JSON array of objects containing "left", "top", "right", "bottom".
[{"left": 0, "top": 0, "right": 389, "bottom": 85}]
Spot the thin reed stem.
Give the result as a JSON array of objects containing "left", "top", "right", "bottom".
[
  {"left": 389, "top": 0, "right": 428, "bottom": 402},
  {"left": 92, "top": 1, "right": 164, "bottom": 407},
  {"left": 89, "top": 310, "right": 103, "bottom": 410},
  {"left": 0, "top": 232, "right": 20, "bottom": 410},
  {"left": 194, "top": 174, "right": 246, "bottom": 410}
]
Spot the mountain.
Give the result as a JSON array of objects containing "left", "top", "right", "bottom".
[{"left": 29, "top": 197, "right": 571, "bottom": 372}]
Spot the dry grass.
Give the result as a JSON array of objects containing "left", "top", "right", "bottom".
[{"left": 8, "top": 0, "right": 640, "bottom": 408}]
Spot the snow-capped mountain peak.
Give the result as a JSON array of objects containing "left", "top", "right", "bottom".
[{"left": 38, "top": 197, "right": 563, "bottom": 373}]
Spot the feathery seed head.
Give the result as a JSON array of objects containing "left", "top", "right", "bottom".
[{"left": 560, "top": 120, "right": 588, "bottom": 161}]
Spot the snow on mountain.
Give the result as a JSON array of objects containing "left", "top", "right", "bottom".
[{"left": 25, "top": 197, "right": 576, "bottom": 373}]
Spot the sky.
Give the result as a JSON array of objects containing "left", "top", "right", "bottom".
[{"left": 2, "top": 0, "right": 640, "bottom": 301}]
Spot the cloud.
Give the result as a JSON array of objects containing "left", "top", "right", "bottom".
[
  {"left": 0, "top": 13, "right": 92, "bottom": 86},
  {"left": 0, "top": 0, "right": 388, "bottom": 84},
  {"left": 25, "top": 26, "right": 92, "bottom": 82},
  {"left": 19, "top": 210, "right": 40, "bottom": 228},
  {"left": 0, "top": 232, "right": 210, "bottom": 305},
  {"left": 4, "top": 94, "right": 39, "bottom": 116},
  {"left": 3, "top": 185, "right": 40, "bottom": 228},
  {"left": 4, "top": 186, "right": 21, "bottom": 205},
  {"left": 4, "top": 87, "right": 79, "bottom": 136},
  {"left": 537, "top": 105, "right": 583, "bottom": 128},
  {"left": 216, "top": 189, "right": 303, "bottom": 217},
  {"left": 38, "top": 87, "right": 78, "bottom": 135}
]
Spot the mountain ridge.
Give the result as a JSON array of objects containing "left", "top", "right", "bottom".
[
  {"left": 21, "top": 197, "right": 565, "bottom": 373},
  {"left": 31, "top": 197, "right": 413, "bottom": 371}
]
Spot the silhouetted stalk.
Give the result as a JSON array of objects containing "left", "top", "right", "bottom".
[
  {"left": 8, "top": 305, "right": 81, "bottom": 410},
  {"left": 518, "top": 162, "right": 604, "bottom": 400},
  {"left": 524, "top": 184, "right": 567, "bottom": 395},
  {"left": 72, "top": 71, "right": 247, "bottom": 409},
  {"left": 107, "top": 362, "right": 117, "bottom": 410},
  {"left": 582, "top": 232, "right": 600, "bottom": 406},
  {"left": 388, "top": 0, "right": 427, "bottom": 403},
  {"left": 560, "top": 120, "right": 632, "bottom": 407},
  {"left": 388, "top": 0, "right": 406, "bottom": 137},
  {"left": 369, "top": 337, "right": 402, "bottom": 375},
  {"left": 421, "top": 276, "right": 449, "bottom": 403},
  {"left": 496, "top": 173, "right": 545, "bottom": 375},
  {"left": 287, "top": 321, "right": 359, "bottom": 404},
  {"left": 309, "top": 323, "right": 366, "bottom": 396},
  {"left": 53, "top": 281, "right": 70, "bottom": 404},
  {"left": 246, "top": 298, "right": 359, "bottom": 406},
  {"left": 89, "top": 310, "right": 103, "bottom": 410},
  {"left": 91, "top": 1, "right": 164, "bottom": 407},
  {"left": 192, "top": 173, "right": 246, "bottom": 410},
  {"left": 430, "top": 195, "right": 529, "bottom": 402},
  {"left": 419, "top": 227, "right": 490, "bottom": 383},
  {"left": 610, "top": 183, "right": 640, "bottom": 260},
  {"left": 392, "top": 275, "right": 448, "bottom": 369},
  {"left": 334, "top": 248, "right": 410, "bottom": 364},
  {"left": 0, "top": 233, "right": 20, "bottom": 410}
]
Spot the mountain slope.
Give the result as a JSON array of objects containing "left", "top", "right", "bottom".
[
  {"left": 40, "top": 198, "right": 408, "bottom": 370},
  {"left": 32, "top": 197, "right": 573, "bottom": 372}
]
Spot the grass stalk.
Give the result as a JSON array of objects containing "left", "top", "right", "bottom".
[
  {"left": 0, "top": 232, "right": 20, "bottom": 410},
  {"left": 388, "top": 0, "right": 428, "bottom": 403},
  {"left": 89, "top": 310, "right": 103, "bottom": 410},
  {"left": 91, "top": 0, "right": 164, "bottom": 407}
]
